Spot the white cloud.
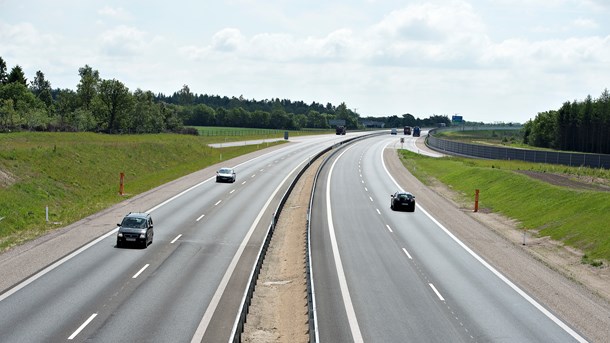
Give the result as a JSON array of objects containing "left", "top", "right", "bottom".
[
  {"left": 481, "top": 35, "right": 610, "bottom": 72},
  {"left": 362, "top": 2, "right": 489, "bottom": 67},
  {"left": 572, "top": 17, "right": 598, "bottom": 30},
  {"left": 98, "top": 6, "right": 133, "bottom": 21},
  {"left": 211, "top": 28, "right": 246, "bottom": 52},
  {"left": 99, "top": 25, "right": 149, "bottom": 57}
]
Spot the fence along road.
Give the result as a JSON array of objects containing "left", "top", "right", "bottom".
[{"left": 426, "top": 127, "right": 610, "bottom": 169}]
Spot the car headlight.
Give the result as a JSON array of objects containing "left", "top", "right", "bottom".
[{"left": 118, "top": 233, "right": 123, "bottom": 237}]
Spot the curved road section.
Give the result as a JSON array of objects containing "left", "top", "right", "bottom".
[{"left": 310, "top": 134, "right": 587, "bottom": 342}]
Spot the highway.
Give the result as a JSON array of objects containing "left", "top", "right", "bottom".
[
  {"left": 0, "top": 130, "right": 590, "bottom": 342},
  {"left": 0, "top": 133, "right": 359, "bottom": 343},
  {"left": 310, "top": 133, "right": 586, "bottom": 342}
]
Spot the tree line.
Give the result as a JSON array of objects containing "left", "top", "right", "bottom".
[
  {"left": 1, "top": 56, "right": 454, "bottom": 134},
  {"left": 523, "top": 89, "right": 610, "bottom": 154}
]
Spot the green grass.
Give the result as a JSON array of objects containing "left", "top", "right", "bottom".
[
  {"left": 435, "top": 129, "right": 531, "bottom": 149},
  {"left": 0, "top": 131, "right": 287, "bottom": 251},
  {"left": 193, "top": 126, "right": 333, "bottom": 139},
  {"left": 398, "top": 150, "right": 610, "bottom": 264}
]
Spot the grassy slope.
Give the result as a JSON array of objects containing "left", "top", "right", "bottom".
[
  {"left": 435, "top": 129, "right": 532, "bottom": 149},
  {"left": 398, "top": 150, "right": 610, "bottom": 262},
  {"left": 0, "top": 132, "right": 285, "bottom": 251}
]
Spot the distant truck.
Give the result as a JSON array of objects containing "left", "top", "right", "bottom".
[
  {"left": 335, "top": 125, "right": 346, "bottom": 135},
  {"left": 413, "top": 126, "right": 421, "bottom": 137},
  {"left": 404, "top": 126, "right": 411, "bottom": 135}
]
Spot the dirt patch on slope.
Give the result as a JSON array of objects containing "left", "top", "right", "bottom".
[
  {"left": 517, "top": 170, "right": 610, "bottom": 192},
  {"left": 0, "top": 169, "right": 16, "bottom": 188}
]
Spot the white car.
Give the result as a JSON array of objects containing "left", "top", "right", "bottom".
[{"left": 216, "top": 167, "right": 236, "bottom": 183}]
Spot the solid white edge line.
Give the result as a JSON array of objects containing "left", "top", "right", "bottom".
[
  {"left": 326, "top": 146, "right": 364, "bottom": 343},
  {"left": 402, "top": 248, "right": 413, "bottom": 259},
  {"left": 0, "top": 229, "right": 118, "bottom": 302},
  {"left": 429, "top": 283, "right": 445, "bottom": 301},
  {"left": 380, "top": 142, "right": 588, "bottom": 343},
  {"left": 191, "top": 157, "right": 309, "bottom": 343},
  {"left": 132, "top": 264, "right": 150, "bottom": 279},
  {"left": 196, "top": 214, "right": 205, "bottom": 222},
  {"left": 68, "top": 313, "right": 97, "bottom": 340},
  {"left": 170, "top": 234, "right": 182, "bottom": 244}
]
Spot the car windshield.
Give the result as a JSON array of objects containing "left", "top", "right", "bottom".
[
  {"left": 398, "top": 194, "right": 412, "bottom": 200},
  {"left": 122, "top": 217, "right": 146, "bottom": 228},
  {"left": 219, "top": 168, "right": 232, "bottom": 174}
]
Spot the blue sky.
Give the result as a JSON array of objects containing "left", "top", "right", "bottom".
[{"left": 1, "top": 0, "right": 609, "bottom": 123}]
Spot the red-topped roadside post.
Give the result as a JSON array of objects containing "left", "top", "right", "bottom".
[
  {"left": 474, "top": 189, "right": 480, "bottom": 212},
  {"left": 119, "top": 172, "right": 125, "bottom": 196}
]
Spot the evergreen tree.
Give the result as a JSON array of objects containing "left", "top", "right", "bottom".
[
  {"left": 7, "top": 65, "right": 27, "bottom": 85},
  {"left": 0, "top": 57, "right": 8, "bottom": 84}
]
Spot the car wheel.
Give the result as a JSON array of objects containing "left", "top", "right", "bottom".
[
  {"left": 117, "top": 241, "right": 122, "bottom": 248},
  {"left": 408, "top": 205, "right": 415, "bottom": 212},
  {"left": 390, "top": 203, "right": 394, "bottom": 210}
]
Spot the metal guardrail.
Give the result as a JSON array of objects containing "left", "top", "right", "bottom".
[
  {"left": 230, "top": 132, "right": 381, "bottom": 342},
  {"left": 427, "top": 129, "right": 610, "bottom": 169}
]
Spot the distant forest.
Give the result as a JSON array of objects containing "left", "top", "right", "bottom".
[
  {"left": 523, "top": 89, "right": 610, "bottom": 154},
  {"left": 0, "top": 56, "right": 451, "bottom": 134}
]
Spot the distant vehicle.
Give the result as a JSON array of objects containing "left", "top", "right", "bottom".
[
  {"left": 413, "top": 126, "right": 421, "bottom": 137},
  {"left": 335, "top": 126, "right": 346, "bottom": 135},
  {"left": 390, "top": 191, "right": 416, "bottom": 212},
  {"left": 216, "top": 167, "right": 236, "bottom": 183},
  {"left": 390, "top": 128, "right": 397, "bottom": 135},
  {"left": 404, "top": 126, "right": 411, "bottom": 135},
  {"left": 117, "top": 212, "right": 154, "bottom": 248}
]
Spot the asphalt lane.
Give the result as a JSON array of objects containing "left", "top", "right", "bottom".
[
  {"left": 311, "top": 133, "right": 585, "bottom": 342},
  {"left": 0, "top": 133, "right": 368, "bottom": 343}
]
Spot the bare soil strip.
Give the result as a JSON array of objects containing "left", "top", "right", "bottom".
[{"left": 241, "top": 158, "right": 321, "bottom": 342}]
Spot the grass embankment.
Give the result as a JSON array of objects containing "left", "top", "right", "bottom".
[
  {"left": 435, "top": 129, "right": 530, "bottom": 149},
  {"left": 0, "top": 132, "right": 286, "bottom": 252},
  {"left": 398, "top": 150, "right": 610, "bottom": 264},
  {"left": 194, "top": 126, "right": 333, "bottom": 138}
]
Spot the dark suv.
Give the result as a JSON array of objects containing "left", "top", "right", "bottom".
[{"left": 117, "top": 212, "right": 154, "bottom": 248}]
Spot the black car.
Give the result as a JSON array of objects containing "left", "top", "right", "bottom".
[
  {"left": 117, "top": 212, "right": 154, "bottom": 248},
  {"left": 216, "top": 167, "right": 236, "bottom": 183},
  {"left": 390, "top": 191, "right": 416, "bottom": 212}
]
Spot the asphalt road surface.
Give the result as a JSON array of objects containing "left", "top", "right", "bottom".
[
  {"left": 310, "top": 133, "right": 587, "bottom": 342},
  {"left": 0, "top": 132, "right": 368, "bottom": 343}
]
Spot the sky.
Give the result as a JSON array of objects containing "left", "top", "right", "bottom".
[{"left": 1, "top": 0, "right": 609, "bottom": 123}]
